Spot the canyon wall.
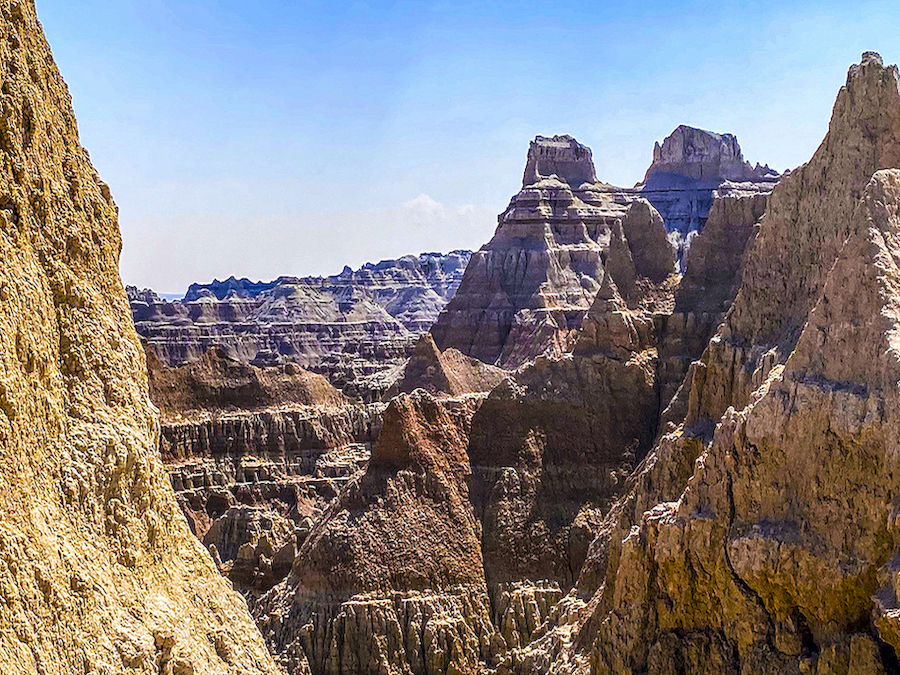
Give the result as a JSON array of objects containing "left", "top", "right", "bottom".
[
  {"left": 559, "top": 51, "right": 900, "bottom": 675},
  {"left": 0, "top": 1, "right": 280, "bottom": 672}
]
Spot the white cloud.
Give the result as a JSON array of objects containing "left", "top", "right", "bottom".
[{"left": 401, "top": 194, "right": 480, "bottom": 228}]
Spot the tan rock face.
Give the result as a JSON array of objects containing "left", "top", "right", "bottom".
[
  {"left": 566, "top": 54, "right": 900, "bottom": 675},
  {"left": 0, "top": 1, "right": 279, "bottom": 672},
  {"left": 389, "top": 332, "right": 508, "bottom": 399},
  {"left": 689, "top": 50, "right": 900, "bottom": 426},
  {"left": 147, "top": 345, "right": 347, "bottom": 418}
]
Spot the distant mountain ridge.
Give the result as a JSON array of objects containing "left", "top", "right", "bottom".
[{"left": 128, "top": 250, "right": 472, "bottom": 399}]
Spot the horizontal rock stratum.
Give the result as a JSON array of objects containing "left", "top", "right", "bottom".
[
  {"left": 430, "top": 127, "right": 776, "bottom": 369},
  {"left": 129, "top": 251, "right": 472, "bottom": 400}
]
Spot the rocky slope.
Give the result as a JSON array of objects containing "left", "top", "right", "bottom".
[
  {"left": 0, "top": 2, "right": 279, "bottom": 672},
  {"left": 256, "top": 392, "right": 500, "bottom": 675},
  {"left": 163, "top": 402, "right": 384, "bottom": 597},
  {"left": 147, "top": 345, "right": 347, "bottom": 418},
  {"left": 533, "top": 51, "right": 900, "bottom": 675},
  {"left": 388, "top": 333, "right": 508, "bottom": 399},
  {"left": 130, "top": 250, "right": 471, "bottom": 399}
]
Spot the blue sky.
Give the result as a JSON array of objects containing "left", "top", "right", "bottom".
[{"left": 36, "top": 0, "right": 900, "bottom": 293}]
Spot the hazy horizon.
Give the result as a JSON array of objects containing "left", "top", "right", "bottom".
[{"left": 36, "top": 0, "right": 900, "bottom": 294}]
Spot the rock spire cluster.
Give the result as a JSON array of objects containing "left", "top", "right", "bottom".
[{"left": 6, "top": 4, "right": 900, "bottom": 674}]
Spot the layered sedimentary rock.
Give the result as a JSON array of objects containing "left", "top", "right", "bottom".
[
  {"left": 257, "top": 392, "right": 501, "bottom": 675},
  {"left": 129, "top": 250, "right": 471, "bottom": 399},
  {"left": 431, "top": 127, "right": 776, "bottom": 369},
  {"left": 162, "top": 403, "right": 384, "bottom": 596},
  {"left": 388, "top": 333, "right": 508, "bottom": 399},
  {"left": 640, "top": 125, "right": 778, "bottom": 262},
  {"left": 431, "top": 135, "right": 676, "bottom": 368},
  {"left": 147, "top": 345, "right": 346, "bottom": 418},
  {"left": 454, "top": 200, "right": 680, "bottom": 658},
  {"left": 564, "top": 52, "right": 900, "bottom": 675},
  {"left": 0, "top": 2, "right": 279, "bottom": 672}
]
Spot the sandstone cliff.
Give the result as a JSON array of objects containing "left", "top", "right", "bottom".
[
  {"left": 559, "top": 51, "right": 900, "bottom": 675},
  {"left": 0, "top": 1, "right": 279, "bottom": 672}
]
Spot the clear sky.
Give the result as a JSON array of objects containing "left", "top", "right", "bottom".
[{"left": 35, "top": 0, "right": 900, "bottom": 294}]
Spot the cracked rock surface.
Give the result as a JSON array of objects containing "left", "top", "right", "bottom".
[{"left": 0, "top": 1, "right": 281, "bottom": 672}]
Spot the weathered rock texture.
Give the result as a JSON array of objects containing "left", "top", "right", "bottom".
[
  {"left": 640, "top": 125, "right": 778, "bottom": 263},
  {"left": 431, "top": 127, "right": 776, "bottom": 369},
  {"left": 129, "top": 250, "right": 471, "bottom": 400},
  {"left": 655, "top": 192, "right": 769, "bottom": 411},
  {"left": 388, "top": 333, "right": 508, "bottom": 399},
  {"left": 430, "top": 133, "right": 680, "bottom": 369},
  {"left": 522, "top": 135, "right": 598, "bottom": 188},
  {"left": 147, "top": 345, "right": 346, "bottom": 418},
  {"left": 257, "top": 392, "right": 502, "bottom": 675},
  {"left": 643, "top": 125, "right": 777, "bottom": 184},
  {"left": 0, "top": 2, "right": 279, "bottom": 672},
  {"left": 162, "top": 403, "right": 384, "bottom": 596},
  {"left": 564, "top": 52, "right": 900, "bottom": 675},
  {"left": 147, "top": 347, "right": 348, "bottom": 419}
]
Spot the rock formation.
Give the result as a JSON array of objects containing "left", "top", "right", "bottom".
[
  {"left": 257, "top": 391, "right": 501, "bottom": 675},
  {"left": 430, "top": 134, "right": 680, "bottom": 368},
  {"left": 146, "top": 345, "right": 346, "bottom": 418},
  {"left": 643, "top": 125, "right": 777, "bottom": 184},
  {"left": 0, "top": 1, "right": 279, "bottom": 671},
  {"left": 522, "top": 134, "right": 598, "bottom": 188},
  {"left": 163, "top": 402, "right": 384, "bottom": 597},
  {"left": 640, "top": 125, "right": 779, "bottom": 263},
  {"left": 431, "top": 125, "right": 777, "bottom": 370},
  {"left": 129, "top": 250, "right": 471, "bottom": 400},
  {"left": 557, "top": 51, "right": 900, "bottom": 675},
  {"left": 655, "top": 191, "right": 769, "bottom": 411},
  {"left": 388, "top": 333, "right": 507, "bottom": 399}
]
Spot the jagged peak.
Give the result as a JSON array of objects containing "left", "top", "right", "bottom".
[{"left": 643, "top": 124, "right": 778, "bottom": 184}]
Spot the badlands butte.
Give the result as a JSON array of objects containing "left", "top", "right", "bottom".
[{"left": 5, "top": 5, "right": 900, "bottom": 675}]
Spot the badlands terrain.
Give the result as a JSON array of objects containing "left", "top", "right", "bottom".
[{"left": 2, "top": 1, "right": 900, "bottom": 674}]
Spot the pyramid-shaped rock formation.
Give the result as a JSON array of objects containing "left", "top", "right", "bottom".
[
  {"left": 257, "top": 391, "right": 500, "bottom": 674},
  {"left": 388, "top": 332, "right": 507, "bottom": 399}
]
